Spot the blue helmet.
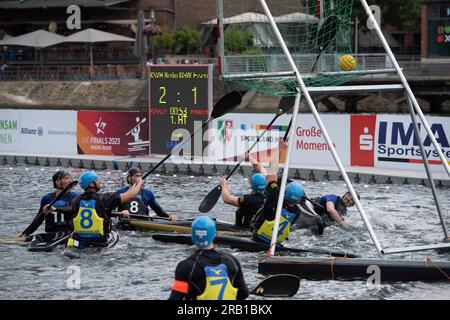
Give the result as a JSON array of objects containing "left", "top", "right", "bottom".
[
  {"left": 250, "top": 173, "right": 266, "bottom": 193},
  {"left": 191, "top": 216, "right": 216, "bottom": 249},
  {"left": 80, "top": 171, "right": 99, "bottom": 189},
  {"left": 285, "top": 182, "right": 304, "bottom": 204}
]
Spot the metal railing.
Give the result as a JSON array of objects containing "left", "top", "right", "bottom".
[
  {"left": 0, "top": 64, "right": 145, "bottom": 81},
  {"left": 0, "top": 54, "right": 449, "bottom": 82}
]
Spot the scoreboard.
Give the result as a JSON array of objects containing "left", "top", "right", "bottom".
[{"left": 149, "top": 65, "right": 212, "bottom": 155}]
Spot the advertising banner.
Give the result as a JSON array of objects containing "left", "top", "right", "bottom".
[
  {"left": 20, "top": 110, "right": 77, "bottom": 155},
  {"left": 350, "top": 114, "right": 450, "bottom": 172},
  {"left": 0, "top": 109, "right": 20, "bottom": 152},
  {"left": 209, "top": 113, "right": 350, "bottom": 166},
  {"left": 77, "top": 111, "right": 149, "bottom": 156}
]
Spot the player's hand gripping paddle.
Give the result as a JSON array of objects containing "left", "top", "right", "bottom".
[{"left": 198, "top": 96, "right": 295, "bottom": 213}]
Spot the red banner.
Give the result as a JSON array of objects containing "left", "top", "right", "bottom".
[
  {"left": 77, "top": 111, "right": 149, "bottom": 156},
  {"left": 350, "top": 114, "right": 376, "bottom": 167}
]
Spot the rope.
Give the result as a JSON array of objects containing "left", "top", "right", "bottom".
[
  {"left": 260, "top": 253, "right": 349, "bottom": 280},
  {"left": 425, "top": 256, "right": 450, "bottom": 281}
]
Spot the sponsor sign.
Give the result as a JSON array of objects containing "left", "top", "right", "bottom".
[
  {"left": 77, "top": 111, "right": 149, "bottom": 156},
  {"left": 209, "top": 114, "right": 350, "bottom": 166},
  {"left": 20, "top": 110, "right": 77, "bottom": 155},
  {"left": 350, "top": 115, "right": 376, "bottom": 167},
  {"left": 0, "top": 109, "right": 20, "bottom": 152},
  {"left": 374, "top": 115, "right": 450, "bottom": 171},
  {"left": 349, "top": 114, "right": 450, "bottom": 172}
]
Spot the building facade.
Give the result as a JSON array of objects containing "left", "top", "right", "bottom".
[{"left": 421, "top": 0, "right": 450, "bottom": 59}]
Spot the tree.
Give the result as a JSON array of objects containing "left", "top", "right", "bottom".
[
  {"left": 154, "top": 29, "right": 175, "bottom": 52},
  {"left": 173, "top": 26, "right": 201, "bottom": 54},
  {"left": 224, "top": 25, "right": 254, "bottom": 53},
  {"left": 353, "top": 0, "right": 421, "bottom": 31}
]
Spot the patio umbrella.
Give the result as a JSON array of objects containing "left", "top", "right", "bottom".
[
  {"left": 0, "top": 29, "right": 66, "bottom": 69},
  {"left": 0, "top": 29, "right": 66, "bottom": 48},
  {"left": 63, "top": 28, "right": 134, "bottom": 67},
  {"left": 133, "top": 10, "right": 148, "bottom": 65}
]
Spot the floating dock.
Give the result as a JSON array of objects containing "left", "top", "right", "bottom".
[{"left": 258, "top": 256, "right": 450, "bottom": 282}]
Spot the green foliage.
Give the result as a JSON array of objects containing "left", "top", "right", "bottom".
[
  {"left": 224, "top": 25, "right": 254, "bottom": 53},
  {"left": 354, "top": 0, "right": 421, "bottom": 30},
  {"left": 154, "top": 29, "right": 175, "bottom": 50},
  {"left": 173, "top": 26, "right": 201, "bottom": 54},
  {"left": 242, "top": 48, "right": 263, "bottom": 56}
]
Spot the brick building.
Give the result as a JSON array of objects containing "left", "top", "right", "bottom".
[
  {"left": 0, "top": 0, "right": 222, "bottom": 36},
  {"left": 421, "top": 0, "right": 450, "bottom": 60}
]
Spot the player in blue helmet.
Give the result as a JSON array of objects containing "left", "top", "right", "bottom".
[
  {"left": 219, "top": 152, "right": 269, "bottom": 228},
  {"left": 23, "top": 170, "right": 79, "bottom": 237},
  {"left": 115, "top": 167, "right": 176, "bottom": 230},
  {"left": 169, "top": 216, "right": 249, "bottom": 300},
  {"left": 251, "top": 171, "right": 304, "bottom": 245},
  {"left": 44, "top": 170, "right": 143, "bottom": 249}
]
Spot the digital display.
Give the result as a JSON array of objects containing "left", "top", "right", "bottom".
[{"left": 149, "top": 65, "right": 211, "bottom": 155}]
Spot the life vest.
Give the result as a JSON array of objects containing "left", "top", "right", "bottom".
[
  {"left": 117, "top": 190, "right": 149, "bottom": 216},
  {"left": 255, "top": 208, "right": 297, "bottom": 244},
  {"left": 72, "top": 199, "right": 104, "bottom": 238},
  {"left": 196, "top": 264, "right": 238, "bottom": 300},
  {"left": 44, "top": 195, "right": 74, "bottom": 232}
]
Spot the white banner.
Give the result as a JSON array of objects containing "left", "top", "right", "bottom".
[
  {"left": 374, "top": 114, "right": 450, "bottom": 172},
  {"left": 0, "top": 110, "right": 77, "bottom": 155},
  {"left": 19, "top": 110, "right": 77, "bottom": 155},
  {"left": 209, "top": 113, "right": 350, "bottom": 166},
  {"left": 0, "top": 109, "right": 21, "bottom": 152}
]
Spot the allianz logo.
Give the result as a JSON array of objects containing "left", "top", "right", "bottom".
[{"left": 21, "top": 127, "right": 44, "bottom": 136}]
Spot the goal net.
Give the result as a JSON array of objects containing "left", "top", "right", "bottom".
[{"left": 218, "top": 0, "right": 359, "bottom": 96}]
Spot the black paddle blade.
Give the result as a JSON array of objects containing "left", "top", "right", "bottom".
[
  {"left": 251, "top": 274, "right": 300, "bottom": 297},
  {"left": 316, "top": 15, "right": 339, "bottom": 52},
  {"left": 198, "top": 185, "right": 222, "bottom": 213},
  {"left": 278, "top": 96, "right": 296, "bottom": 114},
  {"left": 21, "top": 180, "right": 78, "bottom": 236},
  {"left": 211, "top": 91, "right": 242, "bottom": 119}
]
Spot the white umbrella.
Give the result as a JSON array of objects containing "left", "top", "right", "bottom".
[
  {"left": 64, "top": 28, "right": 134, "bottom": 67},
  {"left": 202, "top": 12, "right": 269, "bottom": 25},
  {"left": 0, "top": 30, "right": 66, "bottom": 70},
  {"left": 274, "top": 12, "right": 319, "bottom": 24},
  {"left": 0, "top": 29, "right": 66, "bottom": 48}
]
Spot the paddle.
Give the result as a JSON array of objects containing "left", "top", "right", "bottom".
[
  {"left": 310, "top": 15, "right": 339, "bottom": 72},
  {"left": 20, "top": 180, "right": 79, "bottom": 237},
  {"left": 152, "top": 233, "right": 359, "bottom": 258},
  {"left": 142, "top": 91, "right": 242, "bottom": 181},
  {"left": 111, "top": 212, "right": 219, "bottom": 222},
  {"left": 251, "top": 274, "right": 300, "bottom": 297},
  {"left": 198, "top": 96, "right": 296, "bottom": 213},
  {"left": 112, "top": 212, "right": 173, "bottom": 221}
]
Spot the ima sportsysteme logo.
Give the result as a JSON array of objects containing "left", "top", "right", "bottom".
[
  {"left": 351, "top": 115, "right": 450, "bottom": 167},
  {"left": 377, "top": 120, "right": 450, "bottom": 165}
]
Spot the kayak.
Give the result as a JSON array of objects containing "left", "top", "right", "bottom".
[
  {"left": 115, "top": 218, "right": 252, "bottom": 237},
  {"left": 294, "top": 201, "right": 325, "bottom": 235},
  {"left": 258, "top": 256, "right": 450, "bottom": 282},
  {"left": 63, "top": 230, "right": 119, "bottom": 259},
  {"left": 152, "top": 233, "right": 358, "bottom": 258},
  {"left": 28, "top": 232, "right": 70, "bottom": 252},
  {"left": 0, "top": 235, "right": 33, "bottom": 246}
]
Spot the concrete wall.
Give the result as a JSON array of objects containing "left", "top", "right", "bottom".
[{"left": 0, "top": 79, "right": 146, "bottom": 110}]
